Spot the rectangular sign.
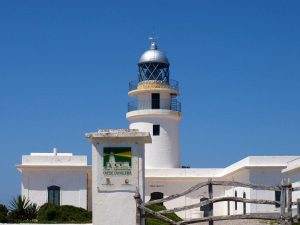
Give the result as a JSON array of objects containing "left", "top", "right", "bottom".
[{"left": 103, "top": 147, "right": 132, "bottom": 176}]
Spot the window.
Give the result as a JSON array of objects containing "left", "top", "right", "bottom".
[
  {"left": 275, "top": 190, "right": 281, "bottom": 208},
  {"left": 150, "top": 192, "right": 164, "bottom": 201},
  {"left": 200, "top": 197, "right": 210, "bottom": 217},
  {"left": 150, "top": 192, "right": 164, "bottom": 205},
  {"left": 243, "top": 192, "right": 246, "bottom": 215},
  {"left": 48, "top": 186, "right": 60, "bottom": 205},
  {"left": 151, "top": 93, "right": 160, "bottom": 109},
  {"left": 227, "top": 201, "right": 230, "bottom": 216},
  {"left": 235, "top": 190, "right": 237, "bottom": 210},
  {"left": 153, "top": 125, "right": 160, "bottom": 136}
]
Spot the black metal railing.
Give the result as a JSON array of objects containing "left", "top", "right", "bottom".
[
  {"left": 128, "top": 99, "right": 181, "bottom": 112},
  {"left": 128, "top": 79, "right": 179, "bottom": 92}
]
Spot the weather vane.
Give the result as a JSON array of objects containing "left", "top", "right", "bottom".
[
  {"left": 149, "top": 32, "right": 159, "bottom": 44},
  {"left": 149, "top": 33, "right": 159, "bottom": 49}
]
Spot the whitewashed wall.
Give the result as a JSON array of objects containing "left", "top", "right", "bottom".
[
  {"left": 91, "top": 138, "right": 146, "bottom": 225},
  {"left": 224, "top": 170, "right": 251, "bottom": 215},
  {"left": 22, "top": 170, "right": 88, "bottom": 209},
  {"left": 18, "top": 151, "right": 89, "bottom": 210},
  {"left": 129, "top": 114, "right": 180, "bottom": 169},
  {"left": 283, "top": 163, "right": 300, "bottom": 215},
  {"left": 249, "top": 168, "right": 284, "bottom": 214},
  {"left": 145, "top": 165, "right": 295, "bottom": 220},
  {"left": 145, "top": 178, "right": 227, "bottom": 219}
]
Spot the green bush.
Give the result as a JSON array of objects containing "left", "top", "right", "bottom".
[
  {"left": 37, "top": 203, "right": 92, "bottom": 223},
  {"left": 37, "top": 203, "right": 61, "bottom": 221},
  {"left": 145, "top": 204, "right": 182, "bottom": 225},
  {"left": 0, "top": 204, "right": 8, "bottom": 223}
]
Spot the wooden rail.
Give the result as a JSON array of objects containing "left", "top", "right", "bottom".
[
  {"left": 158, "top": 197, "right": 279, "bottom": 214},
  {"left": 144, "top": 181, "right": 210, "bottom": 206},
  {"left": 145, "top": 180, "right": 281, "bottom": 206},
  {"left": 139, "top": 205, "right": 177, "bottom": 225},
  {"left": 175, "top": 214, "right": 280, "bottom": 225},
  {"left": 138, "top": 179, "right": 299, "bottom": 225}
]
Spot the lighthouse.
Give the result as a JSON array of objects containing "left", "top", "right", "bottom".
[{"left": 126, "top": 38, "right": 182, "bottom": 169}]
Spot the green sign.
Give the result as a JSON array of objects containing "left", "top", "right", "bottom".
[{"left": 103, "top": 147, "right": 132, "bottom": 176}]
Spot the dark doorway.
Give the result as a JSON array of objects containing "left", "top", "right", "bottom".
[
  {"left": 48, "top": 185, "right": 60, "bottom": 205},
  {"left": 150, "top": 192, "right": 164, "bottom": 205},
  {"left": 275, "top": 190, "right": 281, "bottom": 208},
  {"left": 153, "top": 125, "right": 160, "bottom": 136},
  {"left": 151, "top": 93, "right": 160, "bottom": 109}
]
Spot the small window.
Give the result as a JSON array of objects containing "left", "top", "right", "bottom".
[
  {"left": 275, "top": 191, "right": 281, "bottom": 208},
  {"left": 150, "top": 192, "right": 164, "bottom": 205},
  {"left": 227, "top": 201, "right": 230, "bottom": 216},
  {"left": 235, "top": 190, "right": 237, "bottom": 210},
  {"left": 151, "top": 93, "right": 160, "bottom": 109},
  {"left": 48, "top": 185, "right": 60, "bottom": 205},
  {"left": 200, "top": 197, "right": 210, "bottom": 217},
  {"left": 153, "top": 125, "right": 160, "bottom": 136},
  {"left": 243, "top": 192, "right": 246, "bottom": 215},
  {"left": 150, "top": 192, "right": 164, "bottom": 201}
]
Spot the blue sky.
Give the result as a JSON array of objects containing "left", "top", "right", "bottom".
[{"left": 0, "top": 0, "right": 300, "bottom": 205}]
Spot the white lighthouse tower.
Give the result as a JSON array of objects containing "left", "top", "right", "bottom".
[{"left": 126, "top": 38, "right": 182, "bottom": 168}]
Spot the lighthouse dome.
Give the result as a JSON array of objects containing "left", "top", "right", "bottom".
[{"left": 139, "top": 42, "right": 169, "bottom": 64}]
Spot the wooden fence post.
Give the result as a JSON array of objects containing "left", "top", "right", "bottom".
[
  {"left": 280, "top": 179, "right": 287, "bottom": 225},
  {"left": 287, "top": 179, "right": 292, "bottom": 225},
  {"left": 208, "top": 179, "right": 214, "bottom": 225}
]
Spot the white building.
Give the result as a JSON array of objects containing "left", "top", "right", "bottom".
[
  {"left": 17, "top": 40, "right": 300, "bottom": 220},
  {"left": 17, "top": 149, "right": 92, "bottom": 211}
]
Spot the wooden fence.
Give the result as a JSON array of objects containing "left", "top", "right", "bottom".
[{"left": 135, "top": 179, "right": 300, "bottom": 225}]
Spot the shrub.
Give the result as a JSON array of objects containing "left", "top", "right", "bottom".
[
  {"left": 37, "top": 203, "right": 61, "bottom": 221},
  {"left": 59, "top": 205, "right": 92, "bottom": 223},
  {"left": 8, "top": 195, "right": 38, "bottom": 222},
  {"left": 145, "top": 204, "right": 182, "bottom": 225},
  {"left": 0, "top": 204, "right": 8, "bottom": 223},
  {"left": 37, "top": 203, "right": 92, "bottom": 223}
]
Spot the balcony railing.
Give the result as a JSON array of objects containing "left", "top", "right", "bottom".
[
  {"left": 128, "top": 99, "right": 181, "bottom": 112},
  {"left": 129, "top": 79, "right": 179, "bottom": 92}
]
